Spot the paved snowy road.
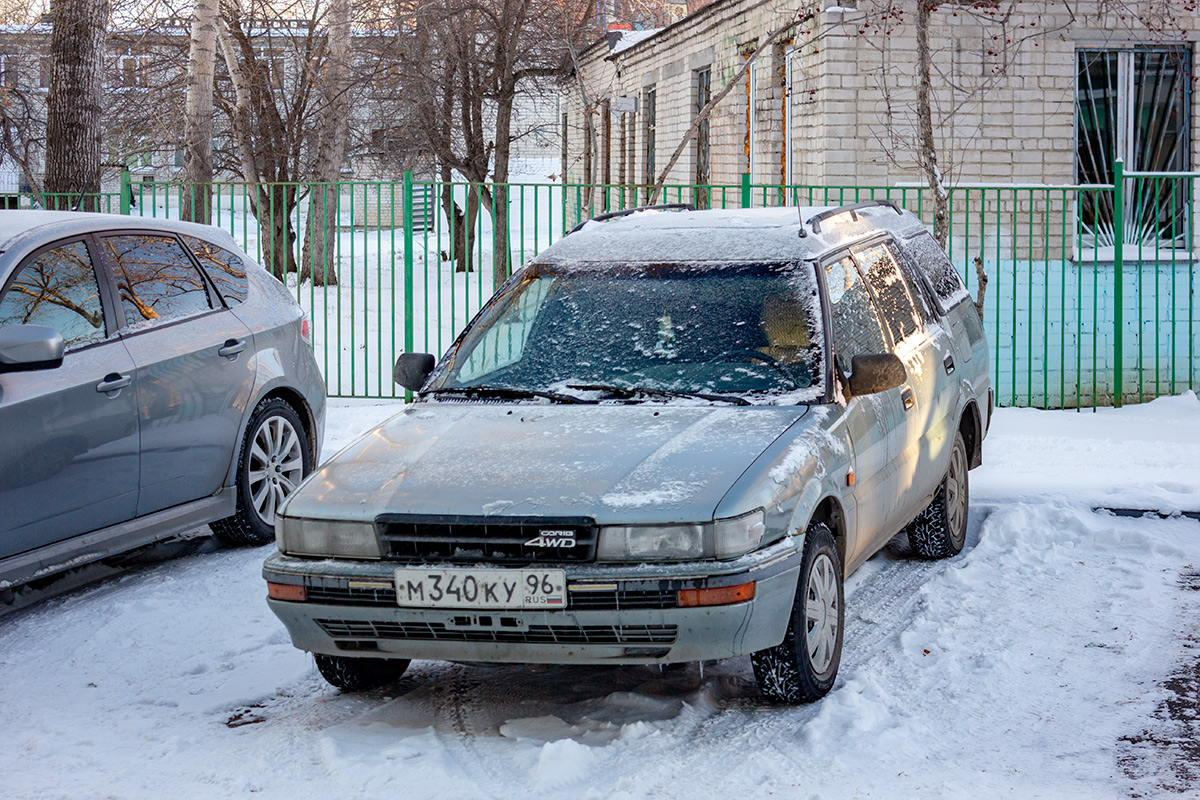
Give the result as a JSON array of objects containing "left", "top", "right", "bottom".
[{"left": 3, "top": 396, "right": 1199, "bottom": 799}]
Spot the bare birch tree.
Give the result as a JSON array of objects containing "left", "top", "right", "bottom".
[{"left": 180, "top": 0, "right": 219, "bottom": 222}]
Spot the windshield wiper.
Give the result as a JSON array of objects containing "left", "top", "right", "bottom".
[
  {"left": 426, "top": 386, "right": 591, "bottom": 404},
  {"left": 566, "top": 383, "right": 751, "bottom": 406}
]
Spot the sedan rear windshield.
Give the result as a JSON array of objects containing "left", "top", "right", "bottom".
[{"left": 431, "top": 261, "right": 825, "bottom": 404}]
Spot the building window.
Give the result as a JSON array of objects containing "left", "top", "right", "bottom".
[
  {"left": 1076, "top": 47, "right": 1191, "bottom": 250},
  {"left": 117, "top": 49, "right": 149, "bottom": 88},
  {"left": 695, "top": 67, "right": 711, "bottom": 208},
  {"left": 644, "top": 87, "right": 656, "bottom": 203},
  {"left": 0, "top": 51, "right": 18, "bottom": 87}
]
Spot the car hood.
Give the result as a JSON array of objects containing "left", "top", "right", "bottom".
[{"left": 285, "top": 401, "right": 812, "bottom": 524}]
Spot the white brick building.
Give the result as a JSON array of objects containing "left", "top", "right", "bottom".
[{"left": 560, "top": 0, "right": 1197, "bottom": 244}]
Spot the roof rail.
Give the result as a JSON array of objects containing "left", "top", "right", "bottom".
[
  {"left": 804, "top": 199, "right": 904, "bottom": 235},
  {"left": 568, "top": 203, "right": 695, "bottom": 234}
]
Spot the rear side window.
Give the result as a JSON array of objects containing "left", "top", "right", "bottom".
[
  {"left": 853, "top": 242, "right": 924, "bottom": 346},
  {"left": 903, "top": 232, "right": 970, "bottom": 312},
  {"left": 0, "top": 240, "right": 106, "bottom": 350},
  {"left": 824, "top": 255, "right": 888, "bottom": 367},
  {"left": 182, "top": 235, "right": 249, "bottom": 306},
  {"left": 101, "top": 234, "right": 213, "bottom": 328}
]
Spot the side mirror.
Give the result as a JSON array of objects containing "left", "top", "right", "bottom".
[
  {"left": 847, "top": 353, "right": 906, "bottom": 397},
  {"left": 393, "top": 352, "right": 436, "bottom": 391},
  {"left": 0, "top": 324, "right": 65, "bottom": 372}
]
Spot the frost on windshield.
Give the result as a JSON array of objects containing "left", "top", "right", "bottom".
[{"left": 435, "top": 262, "right": 825, "bottom": 404}]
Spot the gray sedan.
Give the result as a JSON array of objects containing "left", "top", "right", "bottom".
[
  {"left": 264, "top": 203, "right": 990, "bottom": 704},
  {"left": 0, "top": 211, "right": 325, "bottom": 594}
]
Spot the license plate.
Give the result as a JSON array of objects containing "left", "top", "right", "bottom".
[{"left": 393, "top": 567, "right": 567, "bottom": 609}]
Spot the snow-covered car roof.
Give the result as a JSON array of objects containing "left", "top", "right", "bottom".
[{"left": 534, "top": 205, "right": 928, "bottom": 267}]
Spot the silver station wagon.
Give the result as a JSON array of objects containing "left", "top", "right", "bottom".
[
  {"left": 0, "top": 211, "right": 325, "bottom": 597},
  {"left": 265, "top": 202, "right": 991, "bottom": 704}
]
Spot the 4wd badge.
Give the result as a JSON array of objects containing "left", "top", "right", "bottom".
[{"left": 525, "top": 530, "right": 577, "bottom": 548}]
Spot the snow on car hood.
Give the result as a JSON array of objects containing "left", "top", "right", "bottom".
[{"left": 285, "top": 401, "right": 811, "bottom": 524}]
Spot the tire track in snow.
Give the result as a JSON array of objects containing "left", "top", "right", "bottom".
[{"left": 624, "top": 508, "right": 991, "bottom": 797}]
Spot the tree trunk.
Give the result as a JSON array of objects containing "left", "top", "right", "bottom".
[
  {"left": 490, "top": 88, "right": 515, "bottom": 285},
  {"left": 916, "top": 0, "right": 950, "bottom": 247},
  {"left": 256, "top": 184, "right": 298, "bottom": 280},
  {"left": 43, "top": 0, "right": 109, "bottom": 211},
  {"left": 180, "top": 0, "right": 218, "bottom": 224},
  {"left": 439, "top": 164, "right": 471, "bottom": 273},
  {"left": 301, "top": 0, "right": 351, "bottom": 286}
]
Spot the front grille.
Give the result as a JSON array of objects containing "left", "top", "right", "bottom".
[
  {"left": 375, "top": 514, "right": 597, "bottom": 564},
  {"left": 567, "top": 588, "right": 677, "bottom": 610},
  {"left": 316, "top": 618, "right": 677, "bottom": 645},
  {"left": 305, "top": 582, "right": 678, "bottom": 610}
]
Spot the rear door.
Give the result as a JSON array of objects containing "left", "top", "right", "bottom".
[
  {"left": 0, "top": 238, "right": 140, "bottom": 556},
  {"left": 96, "top": 232, "right": 256, "bottom": 517}
]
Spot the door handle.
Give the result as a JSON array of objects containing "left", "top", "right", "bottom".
[
  {"left": 901, "top": 386, "right": 915, "bottom": 411},
  {"left": 96, "top": 372, "right": 132, "bottom": 394},
  {"left": 943, "top": 354, "right": 956, "bottom": 375},
  {"left": 218, "top": 339, "right": 247, "bottom": 359}
]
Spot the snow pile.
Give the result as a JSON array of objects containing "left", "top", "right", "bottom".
[{"left": 975, "top": 390, "right": 1200, "bottom": 512}]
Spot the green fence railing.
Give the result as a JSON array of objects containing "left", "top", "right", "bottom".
[{"left": 7, "top": 163, "right": 1196, "bottom": 409}]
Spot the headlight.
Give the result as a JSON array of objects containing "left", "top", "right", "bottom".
[
  {"left": 713, "top": 509, "right": 766, "bottom": 558},
  {"left": 596, "top": 509, "right": 765, "bottom": 562},
  {"left": 276, "top": 516, "right": 382, "bottom": 559}
]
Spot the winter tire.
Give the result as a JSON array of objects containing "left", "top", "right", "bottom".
[
  {"left": 905, "top": 429, "right": 969, "bottom": 559},
  {"left": 211, "top": 398, "right": 312, "bottom": 546},
  {"left": 751, "top": 522, "right": 844, "bottom": 704},
  {"left": 315, "top": 654, "right": 410, "bottom": 691}
]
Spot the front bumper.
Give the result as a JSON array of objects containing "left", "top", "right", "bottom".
[{"left": 263, "top": 536, "right": 803, "bottom": 664}]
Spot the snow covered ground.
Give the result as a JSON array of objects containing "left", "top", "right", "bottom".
[{"left": 3, "top": 394, "right": 1199, "bottom": 799}]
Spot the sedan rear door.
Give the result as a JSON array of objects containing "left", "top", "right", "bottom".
[{"left": 96, "top": 232, "right": 257, "bottom": 517}]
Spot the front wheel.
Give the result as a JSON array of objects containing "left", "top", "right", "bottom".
[
  {"left": 315, "top": 654, "right": 410, "bottom": 691},
  {"left": 905, "top": 430, "right": 969, "bottom": 559},
  {"left": 211, "top": 398, "right": 312, "bottom": 546},
  {"left": 751, "top": 523, "right": 844, "bottom": 704}
]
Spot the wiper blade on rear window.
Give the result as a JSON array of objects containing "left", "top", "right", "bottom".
[
  {"left": 566, "top": 383, "right": 751, "bottom": 406},
  {"left": 427, "top": 386, "right": 591, "bottom": 404}
]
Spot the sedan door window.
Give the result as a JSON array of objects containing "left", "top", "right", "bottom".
[
  {"left": 0, "top": 240, "right": 106, "bottom": 349},
  {"left": 100, "top": 234, "right": 213, "bottom": 328}
]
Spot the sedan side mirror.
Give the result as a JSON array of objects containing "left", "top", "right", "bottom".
[
  {"left": 847, "top": 353, "right": 906, "bottom": 397},
  {"left": 0, "top": 324, "right": 65, "bottom": 372},
  {"left": 394, "top": 352, "right": 436, "bottom": 391}
]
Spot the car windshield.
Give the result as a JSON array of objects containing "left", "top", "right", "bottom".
[{"left": 430, "top": 261, "right": 825, "bottom": 403}]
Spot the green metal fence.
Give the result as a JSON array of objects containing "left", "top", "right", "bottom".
[{"left": 8, "top": 162, "right": 1196, "bottom": 409}]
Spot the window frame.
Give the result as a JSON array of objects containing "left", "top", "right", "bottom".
[{"left": 90, "top": 229, "right": 227, "bottom": 337}]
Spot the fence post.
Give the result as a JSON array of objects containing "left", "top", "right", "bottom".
[
  {"left": 1113, "top": 159, "right": 1124, "bottom": 408},
  {"left": 119, "top": 169, "right": 131, "bottom": 215},
  {"left": 403, "top": 170, "right": 415, "bottom": 402},
  {"left": 741, "top": 173, "right": 751, "bottom": 208}
]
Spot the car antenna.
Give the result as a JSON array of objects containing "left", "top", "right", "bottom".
[{"left": 69, "top": 167, "right": 106, "bottom": 212}]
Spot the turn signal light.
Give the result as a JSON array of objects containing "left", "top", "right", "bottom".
[
  {"left": 301, "top": 316, "right": 312, "bottom": 344},
  {"left": 677, "top": 582, "right": 755, "bottom": 608},
  {"left": 267, "top": 581, "right": 307, "bottom": 602}
]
